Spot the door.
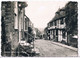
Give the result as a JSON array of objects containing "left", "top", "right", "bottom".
[{"left": 56, "top": 30, "right": 58, "bottom": 42}]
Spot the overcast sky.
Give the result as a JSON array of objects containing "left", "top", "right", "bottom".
[{"left": 25, "top": 1, "right": 68, "bottom": 31}]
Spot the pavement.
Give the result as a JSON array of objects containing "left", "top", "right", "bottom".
[
  {"left": 50, "top": 40, "right": 78, "bottom": 52},
  {"left": 34, "top": 39, "right": 78, "bottom": 57}
]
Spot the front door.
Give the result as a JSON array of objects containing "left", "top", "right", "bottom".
[{"left": 56, "top": 30, "right": 58, "bottom": 42}]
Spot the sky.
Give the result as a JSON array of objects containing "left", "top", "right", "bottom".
[{"left": 25, "top": 1, "right": 68, "bottom": 31}]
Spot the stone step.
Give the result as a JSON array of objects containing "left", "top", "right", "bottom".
[{"left": 32, "top": 48, "right": 40, "bottom": 54}]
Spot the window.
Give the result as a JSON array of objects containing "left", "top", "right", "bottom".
[
  {"left": 48, "top": 23, "right": 50, "bottom": 27},
  {"left": 25, "top": 19, "right": 28, "bottom": 31},
  {"left": 60, "top": 19, "right": 64, "bottom": 24},
  {"left": 62, "top": 31, "right": 65, "bottom": 39},
  {"left": 50, "top": 22, "right": 53, "bottom": 27},
  {"left": 54, "top": 21, "right": 56, "bottom": 26},
  {"left": 53, "top": 22, "right": 54, "bottom": 26}
]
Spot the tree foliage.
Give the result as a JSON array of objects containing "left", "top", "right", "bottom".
[{"left": 65, "top": 1, "right": 78, "bottom": 35}]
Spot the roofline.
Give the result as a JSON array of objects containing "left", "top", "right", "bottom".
[{"left": 48, "top": 15, "right": 66, "bottom": 24}]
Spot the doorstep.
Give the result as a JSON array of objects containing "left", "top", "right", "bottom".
[{"left": 32, "top": 48, "right": 40, "bottom": 55}]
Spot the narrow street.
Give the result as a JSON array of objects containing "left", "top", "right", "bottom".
[
  {"left": 1, "top": 1, "right": 78, "bottom": 57},
  {"left": 34, "top": 39, "right": 78, "bottom": 57}
]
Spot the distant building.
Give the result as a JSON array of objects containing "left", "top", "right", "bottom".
[
  {"left": 44, "top": 27, "right": 48, "bottom": 40},
  {"left": 34, "top": 28, "right": 42, "bottom": 39}
]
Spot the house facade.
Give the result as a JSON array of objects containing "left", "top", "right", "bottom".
[
  {"left": 46, "top": 1, "right": 78, "bottom": 47},
  {"left": 47, "top": 8, "right": 67, "bottom": 43},
  {"left": 24, "top": 15, "right": 34, "bottom": 43},
  {"left": 1, "top": 1, "right": 28, "bottom": 56}
]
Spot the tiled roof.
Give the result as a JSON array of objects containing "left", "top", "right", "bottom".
[{"left": 48, "top": 7, "right": 66, "bottom": 23}]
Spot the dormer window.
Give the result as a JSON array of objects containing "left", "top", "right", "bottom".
[
  {"left": 60, "top": 17, "right": 65, "bottom": 24},
  {"left": 60, "top": 19, "right": 64, "bottom": 24},
  {"left": 54, "top": 21, "right": 56, "bottom": 26}
]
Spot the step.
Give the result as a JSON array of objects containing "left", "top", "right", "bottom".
[{"left": 32, "top": 48, "right": 40, "bottom": 54}]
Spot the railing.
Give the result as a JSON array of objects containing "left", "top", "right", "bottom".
[
  {"left": 25, "top": 32, "right": 35, "bottom": 48},
  {"left": 26, "top": 32, "right": 34, "bottom": 39}
]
